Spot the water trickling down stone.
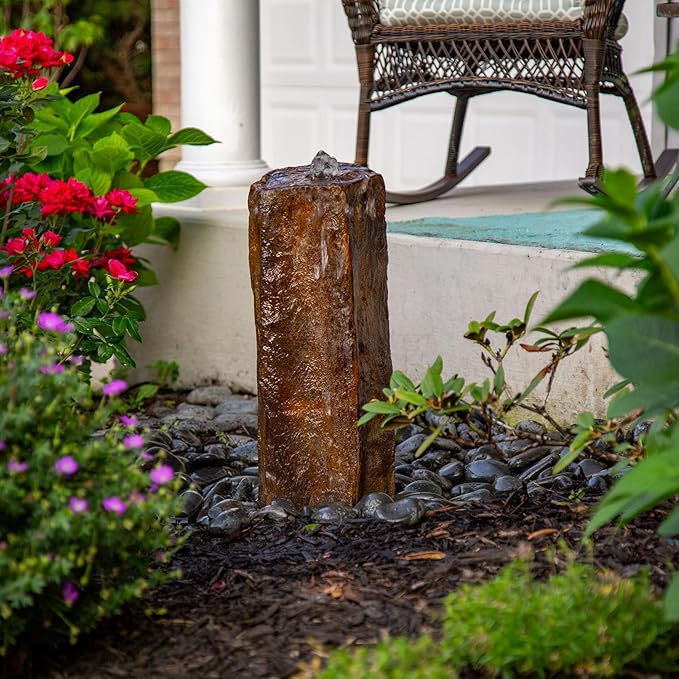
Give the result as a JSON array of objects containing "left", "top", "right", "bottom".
[{"left": 249, "top": 157, "right": 394, "bottom": 507}]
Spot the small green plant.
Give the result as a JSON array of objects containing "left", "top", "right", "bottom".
[
  {"left": 0, "top": 291, "right": 182, "bottom": 655},
  {"left": 358, "top": 293, "right": 592, "bottom": 457},
  {"left": 150, "top": 359, "right": 180, "bottom": 387},
  {"left": 320, "top": 562, "right": 672, "bottom": 679}
]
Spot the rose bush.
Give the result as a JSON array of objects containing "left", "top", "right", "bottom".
[
  {"left": 0, "top": 289, "right": 181, "bottom": 658},
  {"left": 0, "top": 28, "right": 215, "bottom": 368}
]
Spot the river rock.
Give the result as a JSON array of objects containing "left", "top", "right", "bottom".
[
  {"left": 413, "top": 449, "right": 454, "bottom": 470},
  {"left": 438, "top": 460, "right": 465, "bottom": 483},
  {"left": 411, "top": 468, "right": 450, "bottom": 490},
  {"left": 451, "top": 488, "right": 492, "bottom": 503},
  {"left": 354, "top": 492, "right": 393, "bottom": 518},
  {"left": 403, "top": 480, "right": 443, "bottom": 496},
  {"left": 395, "top": 434, "right": 430, "bottom": 463},
  {"left": 450, "top": 482, "right": 493, "bottom": 496},
  {"left": 191, "top": 466, "right": 233, "bottom": 487},
  {"left": 464, "top": 444, "right": 501, "bottom": 464},
  {"left": 187, "top": 385, "right": 234, "bottom": 405},
  {"left": 375, "top": 497, "right": 426, "bottom": 526},
  {"left": 578, "top": 458, "right": 608, "bottom": 478},
  {"left": 508, "top": 446, "right": 561, "bottom": 471},
  {"left": 214, "top": 398, "right": 258, "bottom": 417},
  {"left": 252, "top": 504, "right": 289, "bottom": 521},
  {"left": 227, "top": 441, "right": 258, "bottom": 465},
  {"left": 213, "top": 412, "right": 259, "bottom": 433},
  {"left": 518, "top": 453, "right": 558, "bottom": 481},
  {"left": 496, "top": 438, "right": 534, "bottom": 456},
  {"left": 312, "top": 503, "right": 357, "bottom": 524},
  {"left": 208, "top": 507, "right": 249, "bottom": 536},
  {"left": 465, "top": 459, "right": 510, "bottom": 482},
  {"left": 515, "top": 419, "right": 546, "bottom": 436},
  {"left": 178, "top": 489, "right": 204, "bottom": 519},
  {"left": 175, "top": 403, "right": 215, "bottom": 421},
  {"left": 493, "top": 475, "right": 524, "bottom": 494}
]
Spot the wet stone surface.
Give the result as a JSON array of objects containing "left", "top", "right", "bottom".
[{"left": 130, "top": 388, "right": 638, "bottom": 536}]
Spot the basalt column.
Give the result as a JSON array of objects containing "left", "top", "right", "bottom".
[{"left": 249, "top": 152, "right": 395, "bottom": 507}]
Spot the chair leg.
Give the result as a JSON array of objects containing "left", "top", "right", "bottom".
[
  {"left": 355, "top": 96, "right": 371, "bottom": 166},
  {"left": 619, "top": 80, "right": 656, "bottom": 183},
  {"left": 579, "top": 39, "right": 605, "bottom": 194},
  {"left": 386, "top": 94, "right": 490, "bottom": 205}
]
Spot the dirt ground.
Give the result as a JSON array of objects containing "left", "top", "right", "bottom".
[{"left": 27, "top": 496, "right": 679, "bottom": 679}]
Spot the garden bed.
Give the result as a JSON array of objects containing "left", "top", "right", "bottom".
[{"left": 35, "top": 496, "right": 679, "bottom": 679}]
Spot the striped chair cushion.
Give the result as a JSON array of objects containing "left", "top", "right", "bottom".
[{"left": 378, "top": 1, "right": 586, "bottom": 26}]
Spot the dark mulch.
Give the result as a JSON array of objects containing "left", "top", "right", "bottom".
[{"left": 29, "top": 496, "right": 679, "bottom": 679}]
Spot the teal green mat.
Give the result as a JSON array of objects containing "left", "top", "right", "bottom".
[{"left": 387, "top": 209, "right": 635, "bottom": 253}]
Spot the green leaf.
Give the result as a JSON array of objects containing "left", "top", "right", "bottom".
[
  {"left": 421, "top": 357, "right": 444, "bottom": 400},
  {"left": 415, "top": 425, "right": 443, "bottom": 458},
  {"left": 152, "top": 216, "right": 180, "bottom": 250},
  {"left": 167, "top": 128, "right": 218, "bottom": 146},
  {"left": 658, "top": 505, "right": 679, "bottom": 537},
  {"left": 127, "top": 188, "right": 159, "bottom": 206},
  {"left": 390, "top": 370, "right": 416, "bottom": 392},
  {"left": 493, "top": 365, "right": 505, "bottom": 397},
  {"left": 144, "top": 115, "right": 172, "bottom": 136},
  {"left": 607, "top": 381, "right": 679, "bottom": 419},
  {"left": 88, "top": 280, "right": 101, "bottom": 298},
  {"left": 571, "top": 252, "right": 644, "bottom": 270},
  {"left": 393, "top": 389, "right": 427, "bottom": 407},
  {"left": 124, "top": 316, "right": 142, "bottom": 342},
  {"left": 542, "top": 279, "right": 637, "bottom": 324},
  {"left": 664, "top": 572, "right": 679, "bottom": 622},
  {"left": 523, "top": 291, "right": 539, "bottom": 324},
  {"left": 443, "top": 376, "right": 465, "bottom": 394},
  {"left": 121, "top": 123, "right": 167, "bottom": 160},
  {"left": 576, "top": 412, "right": 594, "bottom": 429},
  {"left": 136, "top": 383, "right": 159, "bottom": 401},
  {"left": 356, "top": 411, "right": 378, "bottom": 427},
  {"left": 96, "top": 342, "right": 114, "bottom": 362},
  {"left": 70, "top": 297, "right": 96, "bottom": 317},
  {"left": 76, "top": 104, "right": 124, "bottom": 138},
  {"left": 111, "top": 316, "right": 126, "bottom": 336},
  {"left": 110, "top": 342, "right": 136, "bottom": 368},
  {"left": 362, "top": 401, "right": 402, "bottom": 415},
  {"left": 606, "top": 314, "right": 679, "bottom": 386},
  {"left": 144, "top": 171, "right": 207, "bottom": 203},
  {"left": 69, "top": 93, "right": 101, "bottom": 136},
  {"left": 35, "top": 133, "right": 69, "bottom": 156}
]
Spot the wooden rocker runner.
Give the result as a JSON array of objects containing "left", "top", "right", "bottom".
[{"left": 341, "top": 0, "right": 678, "bottom": 203}]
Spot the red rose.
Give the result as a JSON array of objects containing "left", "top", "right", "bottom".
[
  {"left": 40, "top": 230, "right": 61, "bottom": 247},
  {"left": 107, "top": 258, "right": 138, "bottom": 283}
]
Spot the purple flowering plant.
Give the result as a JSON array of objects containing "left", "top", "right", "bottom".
[{"left": 0, "top": 292, "right": 181, "bottom": 655}]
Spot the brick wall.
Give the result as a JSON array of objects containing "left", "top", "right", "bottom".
[{"left": 151, "top": 0, "right": 181, "bottom": 168}]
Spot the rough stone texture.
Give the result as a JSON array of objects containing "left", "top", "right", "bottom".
[{"left": 249, "top": 162, "right": 395, "bottom": 507}]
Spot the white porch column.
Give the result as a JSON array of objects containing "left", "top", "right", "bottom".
[{"left": 175, "top": 0, "right": 268, "bottom": 188}]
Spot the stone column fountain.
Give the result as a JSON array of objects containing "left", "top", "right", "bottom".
[{"left": 249, "top": 151, "right": 395, "bottom": 508}]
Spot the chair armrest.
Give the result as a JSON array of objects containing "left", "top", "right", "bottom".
[
  {"left": 341, "top": 0, "right": 379, "bottom": 44},
  {"left": 583, "top": 0, "right": 626, "bottom": 38}
]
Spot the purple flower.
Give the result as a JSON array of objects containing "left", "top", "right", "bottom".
[
  {"left": 120, "top": 415, "right": 138, "bottom": 427},
  {"left": 149, "top": 464, "right": 174, "bottom": 486},
  {"left": 102, "top": 496, "right": 127, "bottom": 515},
  {"left": 39, "top": 362, "right": 65, "bottom": 376},
  {"left": 102, "top": 379, "right": 128, "bottom": 397},
  {"left": 0, "top": 265, "right": 13, "bottom": 278},
  {"left": 0, "top": 311, "right": 8, "bottom": 319},
  {"left": 140, "top": 450, "right": 154, "bottom": 461},
  {"left": 0, "top": 344, "right": 7, "bottom": 355},
  {"left": 19, "top": 287, "right": 36, "bottom": 300},
  {"left": 123, "top": 433, "right": 145, "bottom": 449},
  {"left": 68, "top": 496, "right": 89, "bottom": 514},
  {"left": 7, "top": 460, "right": 28, "bottom": 473},
  {"left": 62, "top": 581, "right": 79, "bottom": 605},
  {"left": 0, "top": 440, "right": 5, "bottom": 451},
  {"left": 67, "top": 354, "right": 85, "bottom": 366},
  {"left": 38, "top": 311, "right": 74, "bottom": 334},
  {"left": 55, "top": 455, "right": 78, "bottom": 476}
]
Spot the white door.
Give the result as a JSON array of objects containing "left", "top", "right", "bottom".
[{"left": 261, "top": 0, "right": 661, "bottom": 190}]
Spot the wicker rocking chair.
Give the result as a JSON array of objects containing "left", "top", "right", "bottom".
[{"left": 341, "top": 0, "right": 669, "bottom": 203}]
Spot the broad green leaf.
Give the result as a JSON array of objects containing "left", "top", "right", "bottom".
[
  {"left": 443, "top": 376, "right": 465, "bottom": 394},
  {"left": 421, "top": 357, "right": 444, "bottom": 399},
  {"left": 69, "top": 93, "right": 101, "bottom": 137},
  {"left": 111, "top": 316, "right": 126, "bottom": 336},
  {"left": 134, "top": 267, "right": 158, "bottom": 287},
  {"left": 115, "top": 205, "right": 154, "bottom": 246},
  {"left": 493, "top": 365, "right": 505, "bottom": 397},
  {"left": 76, "top": 103, "right": 124, "bottom": 139},
  {"left": 144, "top": 115, "right": 172, "bottom": 136},
  {"left": 110, "top": 342, "right": 136, "bottom": 367},
  {"left": 576, "top": 411, "right": 594, "bottom": 429},
  {"left": 96, "top": 342, "right": 114, "bottom": 362},
  {"left": 121, "top": 123, "right": 167, "bottom": 161},
  {"left": 606, "top": 314, "right": 679, "bottom": 386},
  {"left": 600, "top": 168, "right": 638, "bottom": 208},
  {"left": 136, "top": 383, "right": 159, "bottom": 401},
  {"left": 35, "top": 134, "right": 69, "bottom": 156},
  {"left": 70, "top": 297, "right": 96, "bottom": 317},
  {"left": 542, "top": 279, "right": 637, "bottom": 324},
  {"left": 127, "top": 188, "right": 159, "bottom": 206},
  {"left": 167, "top": 127, "right": 218, "bottom": 146},
  {"left": 607, "top": 381, "right": 679, "bottom": 419},
  {"left": 88, "top": 280, "right": 101, "bottom": 298},
  {"left": 112, "top": 170, "right": 144, "bottom": 189},
  {"left": 124, "top": 316, "right": 142, "bottom": 342},
  {"left": 144, "top": 171, "right": 207, "bottom": 203},
  {"left": 658, "top": 235, "right": 679, "bottom": 291}
]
